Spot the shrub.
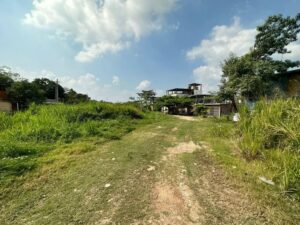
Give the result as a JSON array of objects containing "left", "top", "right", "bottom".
[
  {"left": 193, "top": 104, "right": 208, "bottom": 117},
  {"left": 239, "top": 99, "right": 300, "bottom": 157},
  {"left": 239, "top": 98, "right": 300, "bottom": 196},
  {"left": 0, "top": 102, "right": 144, "bottom": 177}
]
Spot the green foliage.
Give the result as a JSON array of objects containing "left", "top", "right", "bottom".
[
  {"left": 32, "top": 78, "right": 65, "bottom": 99},
  {"left": 239, "top": 99, "right": 300, "bottom": 195},
  {"left": 254, "top": 14, "right": 300, "bottom": 58},
  {"left": 136, "top": 90, "right": 156, "bottom": 110},
  {"left": 193, "top": 104, "right": 208, "bottom": 117},
  {"left": 8, "top": 80, "right": 46, "bottom": 108},
  {"left": 218, "top": 14, "right": 300, "bottom": 104},
  {"left": 0, "top": 66, "right": 20, "bottom": 91},
  {"left": 154, "top": 95, "right": 193, "bottom": 111},
  {"left": 0, "top": 66, "right": 92, "bottom": 109},
  {"left": 63, "top": 89, "right": 90, "bottom": 104},
  {"left": 0, "top": 102, "right": 144, "bottom": 177}
]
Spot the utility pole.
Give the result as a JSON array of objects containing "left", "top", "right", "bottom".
[{"left": 55, "top": 79, "right": 59, "bottom": 102}]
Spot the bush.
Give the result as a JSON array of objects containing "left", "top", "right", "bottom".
[
  {"left": 239, "top": 99, "right": 300, "bottom": 157},
  {"left": 0, "top": 102, "right": 144, "bottom": 177},
  {"left": 193, "top": 104, "right": 208, "bottom": 117},
  {"left": 239, "top": 98, "right": 300, "bottom": 196}
]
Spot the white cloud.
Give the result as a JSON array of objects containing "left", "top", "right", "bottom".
[
  {"left": 187, "top": 18, "right": 300, "bottom": 92},
  {"left": 186, "top": 17, "right": 257, "bottom": 92},
  {"left": 112, "top": 75, "right": 120, "bottom": 85},
  {"left": 192, "top": 66, "right": 222, "bottom": 92},
  {"left": 13, "top": 68, "right": 133, "bottom": 102},
  {"left": 136, "top": 80, "right": 151, "bottom": 91},
  {"left": 273, "top": 36, "right": 300, "bottom": 61},
  {"left": 24, "top": 0, "right": 178, "bottom": 62},
  {"left": 187, "top": 17, "right": 256, "bottom": 64}
]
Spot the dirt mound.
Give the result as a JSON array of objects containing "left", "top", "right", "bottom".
[{"left": 167, "top": 141, "right": 200, "bottom": 155}]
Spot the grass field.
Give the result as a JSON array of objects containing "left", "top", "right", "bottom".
[
  {"left": 1, "top": 112, "right": 299, "bottom": 224},
  {"left": 0, "top": 102, "right": 158, "bottom": 182}
]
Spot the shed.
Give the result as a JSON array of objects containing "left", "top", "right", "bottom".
[{"left": 204, "top": 103, "right": 233, "bottom": 117}]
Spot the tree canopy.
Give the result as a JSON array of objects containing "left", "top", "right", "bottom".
[
  {"left": 218, "top": 14, "right": 300, "bottom": 106},
  {"left": 154, "top": 95, "right": 193, "bottom": 111},
  {"left": 0, "top": 67, "right": 91, "bottom": 109}
]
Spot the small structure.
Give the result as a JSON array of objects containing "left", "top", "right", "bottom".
[
  {"left": 204, "top": 103, "right": 233, "bottom": 117},
  {"left": 0, "top": 90, "right": 12, "bottom": 113},
  {"left": 164, "top": 83, "right": 234, "bottom": 117},
  {"left": 275, "top": 69, "right": 300, "bottom": 97}
]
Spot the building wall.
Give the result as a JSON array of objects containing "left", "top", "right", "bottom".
[
  {"left": 0, "top": 101, "right": 12, "bottom": 112},
  {"left": 168, "top": 93, "right": 190, "bottom": 97},
  {"left": 205, "top": 104, "right": 232, "bottom": 117},
  {"left": 287, "top": 73, "right": 300, "bottom": 97},
  {"left": 207, "top": 105, "right": 221, "bottom": 117}
]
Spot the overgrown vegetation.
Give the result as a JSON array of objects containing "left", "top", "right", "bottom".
[
  {"left": 0, "top": 102, "right": 145, "bottom": 178},
  {"left": 193, "top": 104, "right": 208, "bottom": 117},
  {"left": 0, "top": 67, "right": 90, "bottom": 109},
  {"left": 154, "top": 95, "right": 193, "bottom": 112},
  {"left": 218, "top": 14, "right": 300, "bottom": 108},
  {"left": 239, "top": 99, "right": 300, "bottom": 197}
]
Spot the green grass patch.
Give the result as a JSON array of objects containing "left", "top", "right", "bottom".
[
  {"left": 0, "top": 102, "right": 155, "bottom": 179},
  {"left": 239, "top": 99, "right": 300, "bottom": 197}
]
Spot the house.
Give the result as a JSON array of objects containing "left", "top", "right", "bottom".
[
  {"left": 166, "top": 83, "right": 213, "bottom": 103},
  {"left": 166, "top": 83, "right": 203, "bottom": 97},
  {"left": 275, "top": 69, "right": 300, "bottom": 97},
  {"left": 164, "top": 83, "right": 233, "bottom": 117},
  {"left": 0, "top": 90, "right": 12, "bottom": 113}
]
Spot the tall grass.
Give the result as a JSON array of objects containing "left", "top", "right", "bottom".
[
  {"left": 239, "top": 99, "right": 300, "bottom": 196},
  {"left": 0, "top": 102, "right": 144, "bottom": 177}
]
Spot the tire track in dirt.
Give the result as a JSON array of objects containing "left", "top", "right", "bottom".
[
  {"left": 150, "top": 139, "right": 269, "bottom": 225},
  {"left": 151, "top": 141, "right": 205, "bottom": 225}
]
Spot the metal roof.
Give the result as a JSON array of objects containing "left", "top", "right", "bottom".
[
  {"left": 275, "top": 69, "right": 300, "bottom": 76},
  {"left": 167, "top": 88, "right": 190, "bottom": 91}
]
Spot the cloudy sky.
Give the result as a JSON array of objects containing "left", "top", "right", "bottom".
[{"left": 1, "top": 0, "right": 299, "bottom": 101}]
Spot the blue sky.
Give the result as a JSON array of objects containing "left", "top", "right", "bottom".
[{"left": 0, "top": 0, "right": 299, "bottom": 101}]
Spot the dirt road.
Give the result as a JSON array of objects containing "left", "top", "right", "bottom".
[{"left": 1, "top": 116, "right": 298, "bottom": 225}]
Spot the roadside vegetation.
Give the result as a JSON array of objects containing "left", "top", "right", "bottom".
[
  {"left": 0, "top": 102, "right": 154, "bottom": 181},
  {"left": 238, "top": 99, "right": 300, "bottom": 198}
]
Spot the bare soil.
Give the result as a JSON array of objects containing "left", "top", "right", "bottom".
[{"left": 149, "top": 141, "right": 269, "bottom": 225}]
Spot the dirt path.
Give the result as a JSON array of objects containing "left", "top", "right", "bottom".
[
  {"left": 1, "top": 117, "right": 298, "bottom": 225},
  {"left": 148, "top": 140, "right": 267, "bottom": 225},
  {"left": 173, "top": 115, "right": 197, "bottom": 121}
]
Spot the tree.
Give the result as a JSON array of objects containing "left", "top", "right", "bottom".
[
  {"left": 64, "top": 89, "right": 90, "bottom": 104},
  {"left": 154, "top": 96, "right": 193, "bottom": 112},
  {"left": 218, "top": 14, "right": 300, "bottom": 107},
  {"left": 137, "top": 90, "right": 156, "bottom": 110},
  {"left": 0, "top": 67, "right": 19, "bottom": 91},
  {"left": 254, "top": 14, "right": 300, "bottom": 59},
  {"left": 7, "top": 80, "right": 45, "bottom": 109},
  {"left": 32, "top": 78, "right": 65, "bottom": 100}
]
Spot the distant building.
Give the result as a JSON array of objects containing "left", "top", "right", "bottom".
[
  {"left": 164, "top": 83, "right": 233, "bottom": 117},
  {"left": 166, "top": 83, "right": 216, "bottom": 104},
  {"left": 166, "top": 83, "right": 203, "bottom": 97}
]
